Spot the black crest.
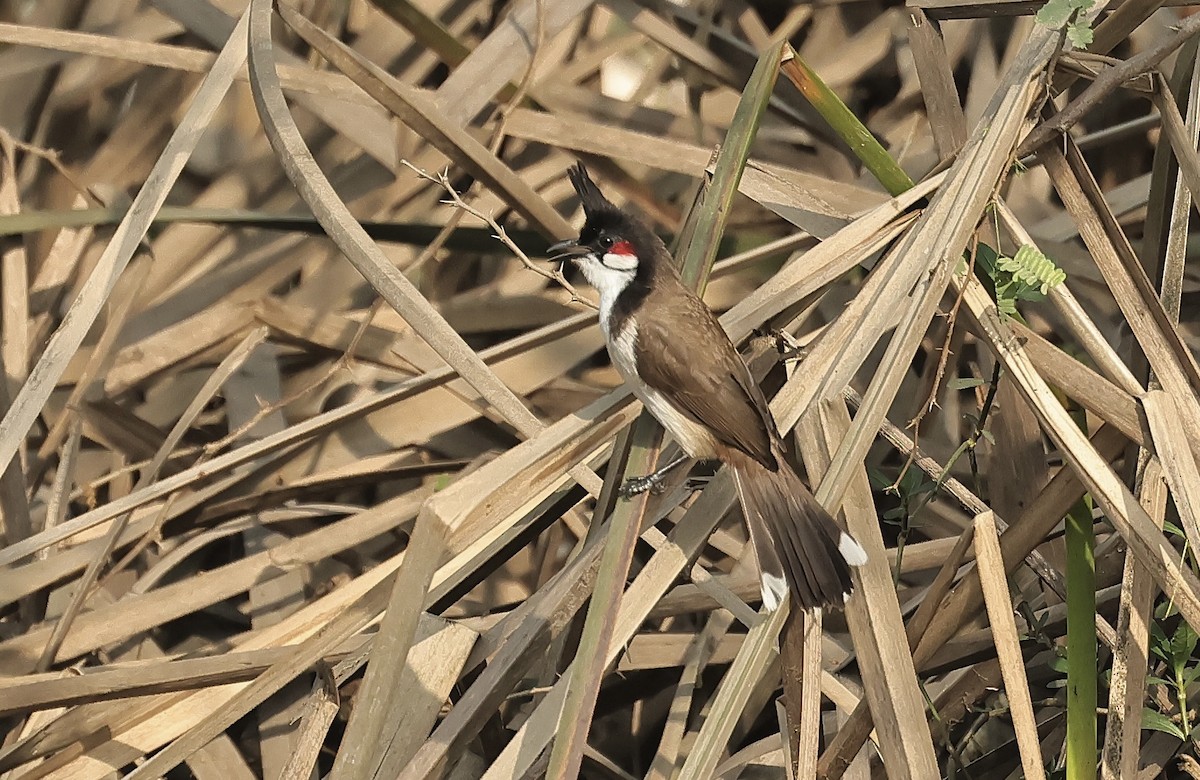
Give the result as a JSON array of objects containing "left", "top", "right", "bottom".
[{"left": 567, "top": 163, "right": 619, "bottom": 221}]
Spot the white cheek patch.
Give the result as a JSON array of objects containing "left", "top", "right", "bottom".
[
  {"left": 602, "top": 252, "right": 638, "bottom": 271},
  {"left": 575, "top": 253, "right": 636, "bottom": 332}
]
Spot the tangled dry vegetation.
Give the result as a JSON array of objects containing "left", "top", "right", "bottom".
[{"left": 5, "top": 0, "right": 1200, "bottom": 777}]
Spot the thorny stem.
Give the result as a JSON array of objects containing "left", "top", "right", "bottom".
[
  {"left": 844, "top": 386, "right": 988, "bottom": 517},
  {"left": 903, "top": 360, "right": 1003, "bottom": 530},
  {"left": 1018, "top": 11, "right": 1200, "bottom": 156},
  {"left": 894, "top": 234, "right": 979, "bottom": 493},
  {"left": 886, "top": 237, "right": 980, "bottom": 578},
  {"left": 406, "top": 14, "right": 545, "bottom": 279},
  {"left": 967, "top": 361, "right": 1004, "bottom": 490},
  {"left": 925, "top": 237, "right": 978, "bottom": 403}
]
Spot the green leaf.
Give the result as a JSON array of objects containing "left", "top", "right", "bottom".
[
  {"left": 975, "top": 243, "right": 1001, "bottom": 277},
  {"left": 899, "top": 467, "right": 927, "bottom": 493},
  {"left": 911, "top": 480, "right": 938, "bottom": 496},
  {"left": 1141, "top": 708, "right": 1187, "bottom": 741},
  {"left": 868, "top": 467, "right": 895, "bottom": 491},
  {"left": 948, "top": 377, "right": 987, "bottom": 390},
  {"left": 1170, "top": 622, "right": 1198, "bottom": 662},
  {"left": 1000, "top": 244, "right": 1066, "bottom": 294},
  {"left": 1035, "top": 0, "right": 1076, "bottom": 28},
  {"left": 1067, "top": 22, "right": 1094, "bottom": 49},
  {"left": 1150, "top": 622, "right": 1171, "bottom": 662}
]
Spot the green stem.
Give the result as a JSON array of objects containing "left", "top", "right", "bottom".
[
  {"left": 1178, "top": 664, "right": 1191, "bottom": 737},
  {"left": 894, "top": 523, "right": 908, "bottom": 586},
  {"left": 1065, "top": 405, "right": 1096, "bottom": 780},
  {"left": 780, "top": 46, "right": 914, "bottom": 197},
  {"left": 677, "top": 39, "right": 786, "bottom": 292}
]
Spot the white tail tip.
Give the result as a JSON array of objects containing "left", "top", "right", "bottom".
[
  {"left": 760, "top": 572, "right": 787, "bottom": 612},
  {"left": 839, "top": 532, "right": 868, "bottom": 566}
]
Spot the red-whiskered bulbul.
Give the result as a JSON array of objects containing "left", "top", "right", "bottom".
[{"left": 550, "top": 163, "right": 867, "bottom": 611}]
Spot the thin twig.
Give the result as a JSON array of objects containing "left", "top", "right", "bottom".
[
  {"left": 893, "top": 234, "right": 977, "bottom": 492},
  {"left": 1018, "top": 12, "right": 1200, "bottom": 156},
  {"left": 0, "top": 129, "right": 107, "bottom": 209},
  {"left": 402, "top": 160, "right": 596, "bottom": 309},
  {"left": 412, "top": 0, "right": 546, "bottom": 273}
]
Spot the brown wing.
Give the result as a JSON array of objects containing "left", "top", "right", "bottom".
[{"left": 634, "top": 285, "right": 779, "bottom": 469}]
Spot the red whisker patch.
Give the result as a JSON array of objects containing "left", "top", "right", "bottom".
[{"left": 610, "top": 239, "right": 635, "bottom": 256}]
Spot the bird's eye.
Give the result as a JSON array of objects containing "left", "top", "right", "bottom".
[{"left": 598, "top": 235, "right": 614, "bottom": 250}]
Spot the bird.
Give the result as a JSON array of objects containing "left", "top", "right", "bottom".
[{"left": 548, "top": 162, "right": 867, "bottom": 611}]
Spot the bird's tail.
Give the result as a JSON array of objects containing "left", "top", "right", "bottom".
[{"left": 728, "top": 453, "right": 867, "bottom": 611}]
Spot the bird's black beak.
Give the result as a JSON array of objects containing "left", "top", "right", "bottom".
[{"left": 547, "top": 238, "right": 590, "bottom": 260}]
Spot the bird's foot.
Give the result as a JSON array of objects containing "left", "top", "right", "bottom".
[
  {"left": 618, "top": 473, "right": 668, "bottom": 498},
  {"left": 617, "top": 455, "right": 695, "bottom": 499}
]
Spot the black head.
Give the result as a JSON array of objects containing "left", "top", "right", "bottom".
[
  {"left": 551, "top": 164, "right": 668, "bottom": 262},
  {"left": 548, "top": 164, "right": 669, "bottom": 323},
  {"left": 548, "top": 163, "right": 669, "bottom": 326}
]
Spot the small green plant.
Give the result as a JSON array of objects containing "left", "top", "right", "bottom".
[
  {"left": 1035, "top": 0, "right": 1097, "bottom": 49},
  {"left": 1047, "top": 651, "right": 1071, "bottom": 689},
  {"left": 869, "top": 465, "right": 937, "bottom": 582},
  {"left": 1145, "top": 605, "right": 1200, "bottom": 740},
  {"left": 975, "top": 243, "right": 1066, "bottom": 316}
]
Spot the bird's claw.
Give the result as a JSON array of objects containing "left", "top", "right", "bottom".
[{"left": 619, "top": 474, "right": 666, "bottom": 498}]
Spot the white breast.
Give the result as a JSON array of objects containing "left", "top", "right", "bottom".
[{"left": 608, "top": 320, "right": 719, "bottom": 460}]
